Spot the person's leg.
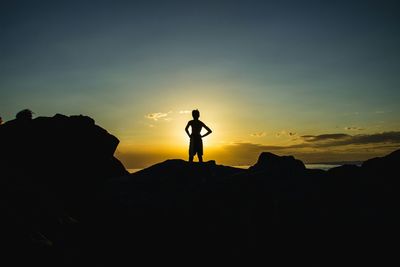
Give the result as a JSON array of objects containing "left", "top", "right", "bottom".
[
  {"left": 198, "top": 138, "right": 203, "bottom": 162},
  {"left": 189, "top": 137, "right": 194, "bottom": 162}
]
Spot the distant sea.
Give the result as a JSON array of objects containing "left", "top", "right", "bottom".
[
  {"left": 127, "top": 163, "right": 343, "bottom": 173},
  {"left": 305, "top": 164, "right": 340, "bottom": 171},
  {"left": 234, "top": 164, "right": 343, "bottom": 171}
]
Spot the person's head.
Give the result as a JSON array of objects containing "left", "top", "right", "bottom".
[
  {"left": 16, "top": 109, "right": 33, "bottom": 121},
  {"left": 192, "top": 109, "right": 200, "bottom": 120}
]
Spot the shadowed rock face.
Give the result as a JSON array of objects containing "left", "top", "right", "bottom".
[
  {"left": 1, "top": 115, "right": 399, "bottom": 266},
  {"left": 1, "top": 114, "right": 127, "bottom": 181},
  {"left": 0, "top": 114, "right": 128, "bottom": 266},
  {"left": 249, "top": 152, "right": 306, "bottom": 174},
  {"left": 1, "top": 114, "right": 127, "bottom": 216}
]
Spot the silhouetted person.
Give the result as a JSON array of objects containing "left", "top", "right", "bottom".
[
  {"left": 0, "top": 116, "right": 3, "bottom": 125},
  {"left": 185, "top": 109, "right": 212, "bottom": 162},
  {"left": 16, "top": 109, "right": 33, "bottom": 121}
]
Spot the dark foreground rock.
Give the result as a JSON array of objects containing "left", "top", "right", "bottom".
[
  {"left": 0, "top": 114, "right": 127, "bottom": 266},
  {"left": 104, "top": 149, "right": 399, "bottom": 265},
  {"left": 1, "top": 114, "right": 399, "bottom": 266}
]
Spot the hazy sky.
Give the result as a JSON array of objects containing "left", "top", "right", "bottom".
[{"left": 1, "top": 0, "right": 400, "bottom": 168}]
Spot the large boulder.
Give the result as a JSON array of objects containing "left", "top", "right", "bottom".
[
  {"left": 0, "top": 113, "right": 127, "bottom": 182},
  {"left": 0, "top": 113, "right": 128, "bottom": 260},
  {"left": 248, "top": 152, "right": 306, "bottom": 175}
]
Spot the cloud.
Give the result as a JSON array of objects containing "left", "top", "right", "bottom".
[
  {"left": 302, "top": 132, "right": 400, "bottom": 146},
  {"left": 145, "top": 112, "right": 168, "bottom": 121},
  {"left": 250, "top": 132, "right": 266, "bottom": 137},
  {"left": 228, "top": 132, "right": 400, "bottom": 157},
  {"left": 179, "top": 110, "right": 191, "bottom": 114},
  {"left": 231, "top": 142, "right": 289, "bottom": 151},
  {"left": 302, "top": 134, "right": 350, "bottom": 142},
  {"left": 341, "top": 132, "right": 400, "bottom": 145},
  {"left": 276, "top": 131, "right": 297, "bottom": 137},
  {"left": 345, "top": 127, "right": 364, "bottom": 131}
]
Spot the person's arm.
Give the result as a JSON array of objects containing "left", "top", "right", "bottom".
[
  {"left": 201, "top": 123, "right": 212, "bottom": 138},
  {"left": 185, "top": 122, "right": 191, "bottom": 138}
]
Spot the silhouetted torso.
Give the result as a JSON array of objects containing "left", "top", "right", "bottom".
[{"left": 188, "top": 119, "right": 205, "bottom": 136}]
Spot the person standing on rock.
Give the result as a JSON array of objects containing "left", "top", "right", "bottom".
[{"left": 185, "top": 109, "right": 212, "bottom": 163}]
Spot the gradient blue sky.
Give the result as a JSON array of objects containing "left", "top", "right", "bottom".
[{"left": 1, "top": 0, "right": 400, "bottom": 167}]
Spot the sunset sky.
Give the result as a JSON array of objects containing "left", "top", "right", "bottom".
[{"left": 1, "top": 0, "right": 400, "bottom": 168}]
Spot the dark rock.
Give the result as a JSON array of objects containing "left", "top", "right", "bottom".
[
  {"left": 0, "top": 113, "right": 127, "bottom": 181},
  {"left": 327, "top": 164, "right": 361, "bottom": 177},
  {"left": 133, "top": 159, "right": 243, "bottom": 182},
  {"left": 249, "top": 152, "right": 306, "bottom": 174},
  {"left": 0, "top": 114, "right": 128, "bottom": 266},
  {"left": 362, "top": 149, "right": 400, "bottom": 178}
]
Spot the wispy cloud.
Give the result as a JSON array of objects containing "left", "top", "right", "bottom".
[
  {"left": 250, "top": 132, "right": 266, "bottom": 137},
  {"left": 225, "top": 142, "right": 307, "bottom": 153},
  {"left": 345, "top": 127, "right": 364, "bottom": 131},
  {"left": 301, "top": 132, "right": 400, "bottom": 146},
  {"left": 179, "top": 110, "right": 191, "bottom": 114},
  {"left": 276, "top": 131, "right": 297, "bottom": 137},
  {"left": 229, "top": 132, "right": 400, "bottom": 155},
  {"left": 302, "top": 134, "right": 350, "bottom": 142},
  {"left": 145, "top": 112, "right": 171, "bottom": 121}
]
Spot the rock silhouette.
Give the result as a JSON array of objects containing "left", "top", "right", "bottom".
[
  {"left": 249, "top": 151, "right": 306, "bottom": 173},
  {"left": 1, "top": 114, "right": 398, "bottom": 266},
  {"left": 0, "top": 114, "right": 127, "bottom": 266}
]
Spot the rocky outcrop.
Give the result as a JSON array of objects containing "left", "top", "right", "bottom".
[
  {"left": 1, "top": 114, "right": 127, "bottom": 181},
  {"left": 249, "top": 152, "right": 306, "bottom": 174},
  {"left": 106, "top": 149, "right": 399, "bottom": 264},
  {"left": 0, "top": 114, "right": 128, "bottom": 266}
]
